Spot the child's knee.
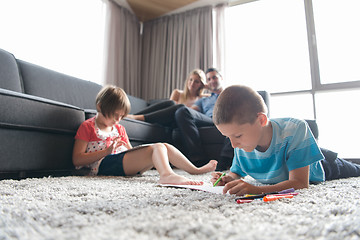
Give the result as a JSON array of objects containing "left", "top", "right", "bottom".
[
  {"left": 162, "top": 142, "right": 172, "bottom": 149},
  {"left": 152, "top": 143, "right": 167, "bottom": 151}
]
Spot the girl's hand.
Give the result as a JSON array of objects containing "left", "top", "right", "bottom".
[
  {"left": 115, "top": 140, "right": 129, "bottom": 152},
  {"left": 223, "top": 179, "right": 259, "bottom": 196},
  {"left": 106, "top": 141, "right": 116, "bottom": 155},
  {"left": 111, "top": 137, "right": 128, "bottom": 152},
  {"left": 106, "top": 137, "right": 122, "bottom": 154},
  {"left": 210, "top": 172, "right": 235, "bottom": 186}
]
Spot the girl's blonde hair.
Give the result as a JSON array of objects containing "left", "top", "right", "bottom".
[
  {"left": 180, "top": 69, "right": 206, "bottom": 103},
  {"left": 95, "top": 85, "right": 131, "bottom": 118}
]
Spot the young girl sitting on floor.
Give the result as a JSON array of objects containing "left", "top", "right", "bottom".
[{"left": 72, "top": 85, "right": 217, "bottom": 185}]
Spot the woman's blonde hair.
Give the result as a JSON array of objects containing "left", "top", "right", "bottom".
[
  {"left": 180, "top": 69, "right": 206, "bottom": 103},
  {"left": 95, "top": 85, "right": 131, "bottom": 118}
]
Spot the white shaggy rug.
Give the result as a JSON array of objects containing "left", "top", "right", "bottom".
[{"left": 1, "top": 169, "right": 360, "bottom": 240}]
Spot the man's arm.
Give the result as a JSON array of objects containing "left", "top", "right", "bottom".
[
  {"left": 190, "top": 105, "right": 200, "bottom": 111},
  {"left": 191, "top": 97, "right": 202, "bottom": 112}
]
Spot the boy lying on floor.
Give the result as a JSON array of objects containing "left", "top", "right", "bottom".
[{"left": 210, "top": 85, "right": 360, "bottom": 195}]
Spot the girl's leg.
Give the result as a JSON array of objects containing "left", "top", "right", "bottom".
[
  {"left": 163, "top": 143, "right": 217, "bottom": 174},
  {"left": 98, "top": 153, "right": 126, "bottom": 176},
  {"left": 122, "top": 144, "right": 203, "bottom": 185}
]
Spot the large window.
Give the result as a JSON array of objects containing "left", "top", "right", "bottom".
[
  {"left": 0, "top": 0, "right": 105, "bottom": 85},
  {"left": 313, "top": 0, "right": 360, "bottom": 84},
  {"left": 225, "top": 0, "right": 360, "bottom": 159},
  {"left": 224, "top": 0, "right": 311, "bottom": 93}
]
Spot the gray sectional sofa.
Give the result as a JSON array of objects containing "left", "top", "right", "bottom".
[
  {"left": 0, "top": 48, "right": 173, "bottom": 179},
  {"left": 0, "top": 48, "right": 272, "bottom": 179}
]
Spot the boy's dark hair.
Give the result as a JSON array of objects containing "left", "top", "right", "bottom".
[
  {"left": 205, "top": 67, "right": 222, "bottom": 77},
  {"left": 95, "top": 85, "right": 131, "bottom": 118},
  {"left": 213, "top": 85, "right": 267, "bottom": 125}
]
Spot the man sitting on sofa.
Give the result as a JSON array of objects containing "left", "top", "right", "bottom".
[{"left": 175, "top": 68, "right": 233, "bottom": 169}]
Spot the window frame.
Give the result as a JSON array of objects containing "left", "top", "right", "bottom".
[{"left": 228, "top": 0, "right": 360, "bottom": 160}]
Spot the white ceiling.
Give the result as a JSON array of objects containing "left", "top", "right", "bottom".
[{"left": 113, "top": 0, "right": 229, "bottom": 22}]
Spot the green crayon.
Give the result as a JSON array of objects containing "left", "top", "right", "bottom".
[{"left": 213, "top": 172, "right": 226, "bottom": 187}]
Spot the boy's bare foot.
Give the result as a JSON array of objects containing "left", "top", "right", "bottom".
[
  {"left": 195, "top": 160, "right": 218, "bottom": 174},
  {"left": 158, "top": 174, "right": 203, "bottom": 185}
]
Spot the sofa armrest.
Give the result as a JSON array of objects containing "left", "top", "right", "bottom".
[
  {"left": 305, "top": 119, "right": 319, "bottom": 140},
  {"left": 84, "top": 109, "right": 97, "bottom": 119},
  {"left": 0, "top": 88, "right": 84, "bottom": 133},
  {"left": 257, "top": 90, "right": 270, "bottom": 116}
]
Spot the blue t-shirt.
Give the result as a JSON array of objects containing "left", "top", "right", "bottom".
[
  {"left": 230, "top": 118, "right": 325, "bottom": 184},
  {"left": 194, "top": 93, "right": 219, "bottom": 118}
]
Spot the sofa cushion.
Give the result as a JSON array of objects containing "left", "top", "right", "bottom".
[
  {"left": 0, "top": 49, "right": 23, "bottom": 92},
  {"left": 0, "top": 88, "right": 84, "bottom": 133},
  {"left": 18, "top": 60, "right": 102, "bottom": 110}
]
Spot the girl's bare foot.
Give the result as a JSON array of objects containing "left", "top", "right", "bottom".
[
  {"left": 195, "top": 160, "right": 218, "bottom": 174},
  {"left": 158, "top": 174, "right": 203, "bottom": 185}
]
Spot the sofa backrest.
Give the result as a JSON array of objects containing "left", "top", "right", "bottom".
[
  {"left": 257, "top": 90, "right": 271, "bottom": 116},
  {"left": 0, "top": 49, "right": 23, "bottom": 93},
  {"left": 127, "top": 95, "right": 148, "bottom": 114},
  {"left": 18, "top": 60, "right": 102, "bottom": 110}
]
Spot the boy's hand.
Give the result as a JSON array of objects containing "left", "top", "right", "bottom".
[
  {"left": 223, "top": 179, "right": 259, "bottom": 195},
  {"left": 210, "top": 172, "right": 234, "bottom": 186}
]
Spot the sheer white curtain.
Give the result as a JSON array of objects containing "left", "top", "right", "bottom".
[
  {"left": 141, "top": 6, "right": 214, "bottom": 100},
  {"left": 213, "top": 3, "right": 227, "bottom": 76},
  {"left": 103, "top": 0, "right": 142, "bottom": 97}
]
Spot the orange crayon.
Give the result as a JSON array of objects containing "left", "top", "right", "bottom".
[{"left": 263, "top": 194, "right": 294, "bottom": 202}]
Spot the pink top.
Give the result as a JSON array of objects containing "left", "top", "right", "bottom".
[{"left": 74, "top": 117, "right": 130, "bottom": 175}]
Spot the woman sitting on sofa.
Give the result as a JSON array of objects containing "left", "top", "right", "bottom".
[{"left": 127, "top": 69, "right": 208, "bottom": 126}]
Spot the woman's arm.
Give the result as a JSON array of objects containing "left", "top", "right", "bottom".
[
  {"left": 72, "top": 139, "right": 112, "bottom": 167},
  {"left": 200, "top": 93, "right": 211, "bottom": 98},
  {"left": 169, "top": 89, "right": 181, "bottom": 104}
]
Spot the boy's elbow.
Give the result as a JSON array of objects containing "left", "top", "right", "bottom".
[{"left": 294, "top": 181, "right": 309, "bottom": 190}]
